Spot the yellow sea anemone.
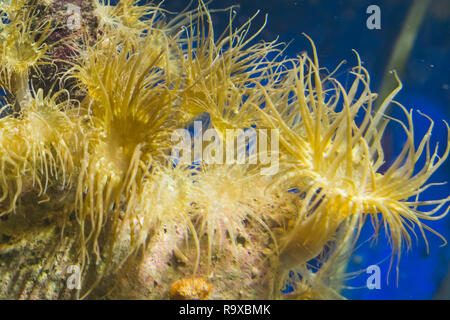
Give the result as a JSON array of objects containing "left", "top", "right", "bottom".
[
  {"left": 64, "top": 30, "right": 186, "bottom": 295},
  {"left": 0, "top": 87, "right": 82, "bottom": 215},
  {"left": 256, "top": 36, "right": 449, "bottom": 289},
  {"left": 0, "top": 4, "right": 54, "bottom": 102},
  {"left": 93, "top": 0, "right": 162, "bottom": 36},
  {"left": 175, "top": 3, "right": 283, "bottom": 138},
  {"left": 188, "top": 164, "right": 275, "bottom": 266},
  {"left": 0, "top": 0, "right": 447, "bottom": 300}
]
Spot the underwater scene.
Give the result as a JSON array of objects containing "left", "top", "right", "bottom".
[{"left": 0, "top": 0, "right": 448, "bottom": 300}]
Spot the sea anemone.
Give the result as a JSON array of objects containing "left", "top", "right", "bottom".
[
  {"left": 0, "top": 0, "right": 447, "bottom": 300},
  {"left": 93, "top": 0, "right": 159, "bottom": 35},
  {"left": 67, "top": 32, "right": 179, "bottom": 284},
  {"left": 255, "top": 37, "right": 449, "bottom": 295},
  {"left": 0, "top": 2, "right": 55, "bottom": 103},
  {"left": 0, "top": 87, "right": 81, "bottom": 215},
  {"left": 176, "top": 3, "right": 282, "bottom": 138}
]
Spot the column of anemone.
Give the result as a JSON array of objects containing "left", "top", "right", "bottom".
[
  {"left": 284, "top": 214, "right": 360, "bottom": 300},
  {"left": 121, "top": 165, "right": 198, "bottom": 274}
]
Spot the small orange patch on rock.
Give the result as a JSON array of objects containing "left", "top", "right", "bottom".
[{"left": 169, "top": 277, "right": 212, "bottom": 300}]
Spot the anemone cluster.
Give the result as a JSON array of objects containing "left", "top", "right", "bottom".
[{"left": 0, "top": 0, "right": 448, "bottom": 300}]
